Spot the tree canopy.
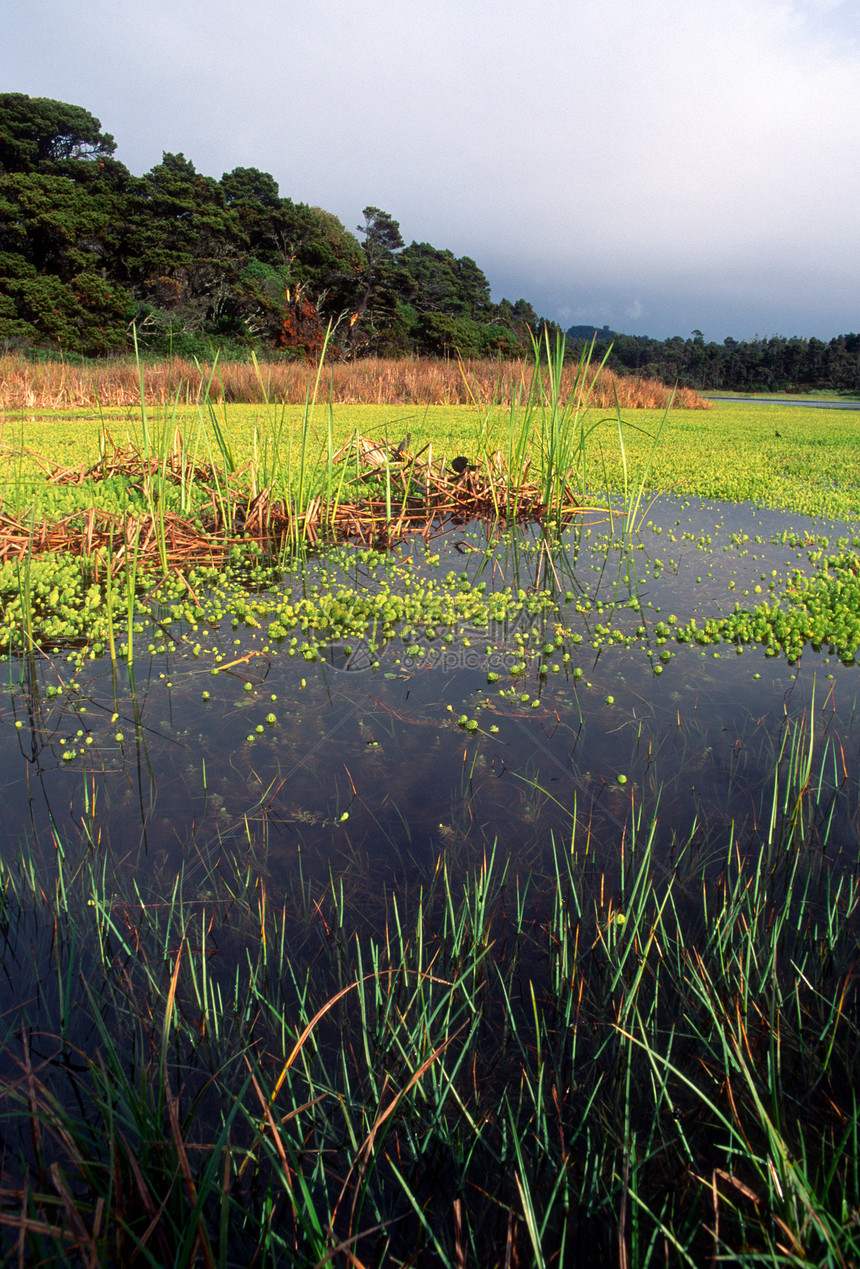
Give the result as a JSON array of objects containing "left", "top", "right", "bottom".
[
  {"left": 564, "top": 326, "right": 860, "bottom": 395},
  {"left": 0, "top": 93, "right": 116, "bottom": 175},
  {"left": 8, "top": 93, "right": 851, "bottom": 384},
  {"left": 0, "top": 94, "right": 552, "bottom": 359}
]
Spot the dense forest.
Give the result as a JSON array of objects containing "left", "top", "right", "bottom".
[
  {"left": 0, "top": 93, "right": 555, "bottom": 361},
  {"left": 2, "top": 93, "right": 856, "bottom": 389},
  {"left": 565, "top": 327, "right": 860, "bottom": 395}
]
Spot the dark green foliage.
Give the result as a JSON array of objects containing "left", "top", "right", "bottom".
[
  {"left": 411, "top": 312, "right": 491, "bottom": 358},
  {"left": 0, "top": 92, "right": 116, "bottom": 175},
  {"left": 566, "top": 325, "right": 860, "bottom": 394},
  {"left": 220, "top": 164, "right": 281, "bottom": 207},
  {"left": 346, "top": 206, "right": 406, "bottom": 352},
  {"left": 0, "top": 164, "right": 132, "bottom": 352},
  {"left": 0, "top": 95, "right": 133, "bottom": 353},
  {"left": 567, "top": 323, "right": 617, "bottom": 341},
  {"left": 0, "top": 94, "right": 544, "bottom": 360},
  {"left": 0, "top": 253, "right": 130, "bottom": 352},
  {"left": 0, "top": 171, "right": 122, "bottom": 275},
  {"left": 122, "top": 153, "right": 247, "bottom": 330},
  {"left": 357, "top": 204, "right": 404, "bottom": 264}
]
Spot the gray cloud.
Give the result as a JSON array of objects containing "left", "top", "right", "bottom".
[{"left": 3, "top": 0, "right": 858, "bottom": 340}]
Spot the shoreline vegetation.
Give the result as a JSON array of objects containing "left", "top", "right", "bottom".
[
  {"left": 2, "top": 328, "right": 860, "bottom": 657},
  {"left": 0, "top": 351, "right": 709, "bottom": 412},
  {"left": 3, "top": 95, "right": 860, "bottom": 1269},
  {"left": 0, "top": 332, "right": 643, "bottom": 594},
  {"left": 564, "top": 328, "right": 860, "bottom": 396},
  {"left": 1, "top": 335, "right": 860, "bottom": 1263},
  {"left": 2, "top": 91, "right": 857, "bottom": 406}
]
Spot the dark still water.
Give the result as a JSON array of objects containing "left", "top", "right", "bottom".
[{"left": 2, "top": 497, "right": 859, "bottom": 899}]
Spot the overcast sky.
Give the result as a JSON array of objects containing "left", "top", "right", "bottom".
[{"left": 3, "top": 0, "right": 859, "bottom": 342}]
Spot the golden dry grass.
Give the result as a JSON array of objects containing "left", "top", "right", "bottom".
[{"left": 0, "top": 354, "right": 710, "bottom": 411}]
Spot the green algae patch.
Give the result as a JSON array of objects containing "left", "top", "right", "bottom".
[
  {"left": 5, "top": 403, "right": 494, "bottom": 486},
  {"left": 679, "top": 552, "right": 860, "bottom": 663},
  {"left": 0, "top": 541, "right": 565, "bottom": 669},
  {"left": 618, "top": 401, "right": 860, "bottom": 520},
  {"left": 9, "top": 398, "right": 860, "bottom": 520}
]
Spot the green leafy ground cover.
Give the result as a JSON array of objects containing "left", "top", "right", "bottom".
[
  {"left": 1, "top": 397, "right": 860, "bottom": 1265},
  {"left": 2, "top": 399, "right": 860, "bottom": 666},
  {"left": 5, "top": 398, "right": 860, "bottom": 517}
]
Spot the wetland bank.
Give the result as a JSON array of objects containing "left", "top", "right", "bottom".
[{"left": 1, "top": 351, "right": 860, "bottom": 1267}]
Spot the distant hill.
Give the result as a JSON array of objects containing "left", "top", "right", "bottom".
[{"left": 565, "top": 324, "right": 618, "bottom": 342}]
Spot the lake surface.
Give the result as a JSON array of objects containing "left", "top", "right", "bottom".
[
  {"left": 707, "top": 394, "right": 860, "bottom": 409},
  {"left": 3, "top": 495, "right": 858, "bottom": 907}
]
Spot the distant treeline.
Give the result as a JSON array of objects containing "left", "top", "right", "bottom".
[
  {"left": 5, "top": 92, "right": 853, "bottom": 387},
  {"left": 0, "top": 93, "right": 561, "bottom": 362},
  {"left": 566, "top": 327, "right": 860, "bottom": 395}
]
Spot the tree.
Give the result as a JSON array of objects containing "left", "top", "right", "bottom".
[
  {"left": 345, "top": 207, "right": 405, "bottom": 350},
  {"left": 0, "top": 93, "right": 116, "bottom": 175},
  {"left": 396, "top": 243, "right": 460, "bottom": 313},
  {"left": 287, "top": 206, "right": 364, "bottom": 319},
  {"left": 0, "top": 94, "right": 567, "bottom": 362},
  {"left": 121, "top": 152, "right": 248, "bottom": 344},
  {"left": 217, "top": 179, "right": 366, "bottom": 351},
  {"left": 220, "top": 166, "right": 281, "bottom": 208},
  {"left": 396, "top": 244, "right": 494, "bottom": 324},
  {"left": 356, "top": 206, "right": 404, "bottom": 272},
  {"left": 0, "top": 97, "right": 132, "bottom": 353},
  {"left": 454, "top": 255, "right": 493, "bottom": 319},
  {"left": 0, "top": 251, "right": 130, "bottom": 353}
]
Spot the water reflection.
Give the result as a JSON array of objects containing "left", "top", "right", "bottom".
[{"left": 2, "top": 497, "right": 858, "bottom": 899}]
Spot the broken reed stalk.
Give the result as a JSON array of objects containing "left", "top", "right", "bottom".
[{"left": 0, "top": 429, "right": 609, "bottom": 570}]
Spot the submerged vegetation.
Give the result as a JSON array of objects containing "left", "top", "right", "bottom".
[
  {"left": 2, "top": 788, "right": 859, "bottom": 1266},
  {"left": 1, "top": 335, "right": 860, "bottom": 1264}
]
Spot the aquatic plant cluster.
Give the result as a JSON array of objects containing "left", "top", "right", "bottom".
[
  {"left": 4, "top": 510, "right": 860, "bottom": 683},
  {"left": 1, "top": 806, "right": 857, "bottom": 1266},
  {"left": 1, "top": 354, "right": 860, "bottom": 1264},
  {"left": 694, "top": 550, "right": 860, "bottom": 662}
]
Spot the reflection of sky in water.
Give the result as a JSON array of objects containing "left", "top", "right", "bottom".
[{"left": 2, "top": 497, "right": 859, "bottom": 897}]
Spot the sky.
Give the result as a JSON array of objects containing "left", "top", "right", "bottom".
[{"left": 3, "top": 0, "right": 859, "bottom": 343}]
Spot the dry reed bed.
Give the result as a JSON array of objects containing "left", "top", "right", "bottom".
[
  {"left": 0, "top": 353, "right": 710, "bottom": 411},
  {"left": 0, "top": 505, "right": 231, "bottom": 573},
  {"left": 0, "top": 434, "right": 593, "bottom": 568}
]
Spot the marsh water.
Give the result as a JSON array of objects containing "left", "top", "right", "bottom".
[
  {"left": 3, "top": 494, "right": 859, "bottom": 908},
  {"left": 706, "top": 395, "right": 860, "bottom": 409}
]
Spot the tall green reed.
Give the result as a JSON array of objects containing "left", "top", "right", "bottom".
[
  {"left": 468, "top": 328, "right": 616, "bottom": 530},
  {"left": 3, "top": 744, "right": 857, "bottom": 1267},
  {"left": 532, "top": 326, "right": 609, "bottom": 516},
  {"left": 613, "top": 387, "right": 673, "bottom": 540}
]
